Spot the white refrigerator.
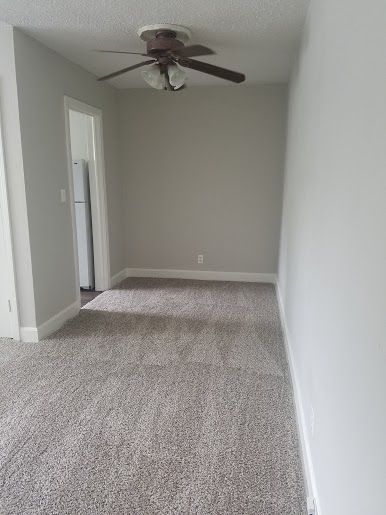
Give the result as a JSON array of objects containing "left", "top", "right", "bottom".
[{"left": 73, "top": 160, "right": 94, "bottom": 290}]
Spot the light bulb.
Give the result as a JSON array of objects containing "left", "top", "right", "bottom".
[
  {"left": 168, "top": 64, "right": 186, "bottom": 89},
  {"left": 141, "top": 64, "right": 164, "bottom": 90}
]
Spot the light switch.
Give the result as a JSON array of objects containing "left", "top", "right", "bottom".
[{"left": 60, "top": 189, "right": 66, "bottom": 203}]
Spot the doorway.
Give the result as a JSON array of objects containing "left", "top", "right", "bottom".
[
  {"left": 0, "top": 110, "right": 19, "bottom": 339},
  {"left": 64, "top": 97, "right": 110, "bottom": 307}
]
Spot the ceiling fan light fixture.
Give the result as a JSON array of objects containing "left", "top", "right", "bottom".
[
  {"left": 97, "top": 24, "right": 246, "bottom": 87},
  {"left": 141, "top": 64, "right": 164, "bottom": 89},
  {"left": 168, "top": 64, "right": 186, "bottom": 89}
]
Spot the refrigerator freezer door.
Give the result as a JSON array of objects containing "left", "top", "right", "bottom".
[
  {"left": 73, "top": 160, "right": 90, "bottom": 203},
  {"left": 75, "top": 202, "right": 94, "bottom": 289}
]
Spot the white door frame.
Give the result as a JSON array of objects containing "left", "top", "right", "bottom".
[
  {"left": 64, "top": 96, "right": 110, "bottom": 297},
  {"left": 0, "top": 109, "right": 20, "bottom": 340}
]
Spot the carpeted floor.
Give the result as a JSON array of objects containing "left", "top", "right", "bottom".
[{"left": 0, "top": 278, "right": 306, "bottom": 514}]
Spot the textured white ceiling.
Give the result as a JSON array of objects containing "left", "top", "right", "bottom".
[{"left": 0, "top": 0, "right": 309, "bottom": 88}]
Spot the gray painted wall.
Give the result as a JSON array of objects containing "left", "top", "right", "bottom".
[
  {"left": 13, "top": 29, "right": 125, "bottom": 326},
  {"left": 278, "top": 0, "right": 386, "bottom": 513},
  {"left": 119, "top": 86, "right": 287, "bottom": 273}
]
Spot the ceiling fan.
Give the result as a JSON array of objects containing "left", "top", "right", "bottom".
[{"left": 96, "top": 24, "right": 246, "bottom": 91}]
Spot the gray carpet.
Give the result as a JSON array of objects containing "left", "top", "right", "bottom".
[{"left": 0, "top": 278, "right": 306, "bottom": 514}]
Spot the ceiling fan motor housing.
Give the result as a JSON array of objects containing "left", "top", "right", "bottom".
[{"left": 147, "top": 31, "right": 185, "bottom": 56}]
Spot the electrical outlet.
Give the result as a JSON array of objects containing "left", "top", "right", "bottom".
[
  {"left": 197, "top": 254, "right": 204, "bottom": 264},
  {"left": 310, "top": 405, "right": 315, "bottom": 437},
  {"left": 307, "top": 497, "right": 318, "bottom": 515}
]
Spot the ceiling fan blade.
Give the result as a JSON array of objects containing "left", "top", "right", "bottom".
[
  {"left": 97, "top": 60, "right": 155, "bottom": 81},
  {"left": 94, "top": 50, "right": 148, "bottom": 56},
  {"left": 177, "top": 58, "right": 245, "bottom": 83},
  {"left": 171, "top": 45, "right": 215, "bottom": 58}
]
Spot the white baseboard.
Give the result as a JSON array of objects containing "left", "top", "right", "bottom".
[
  {"left": 19, "top": 326, "right": 39, "bottom": 343},
  {"left": 275, "top": 282, "right": 321, "bottom": 515},
  {"left": 110, "top": 268, "right": 128, "bottom": 287},
  {"left": 38, "top": 299, "right": 80, "bottom": 340},
  {"left": 20, "top": 299, "right": 80, "bottom": 343},
  {"left": 124, "top": 268, "right": 276, "bottom": 283}
]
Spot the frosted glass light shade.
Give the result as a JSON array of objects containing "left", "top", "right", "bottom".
[
  {"left": 168, "top": 64, "right": 186, "bottom": 89},
  {"left": 141, "top": 64, "right": 164, "bottom": 90}
]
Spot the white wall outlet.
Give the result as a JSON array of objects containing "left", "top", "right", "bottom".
[
  {"left": 310, "top": 405, "right": 315, "bottom": 437},
  {"left": 307, "top": 497, "right": 318, "bottom": 515},
  {"left": 60, "top": 189, "right": 67, "bottom": 203},
  {"left": 197, "top": 254, "right": 204, "bottom": 264}
]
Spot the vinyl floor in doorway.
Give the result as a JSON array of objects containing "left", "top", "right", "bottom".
[
  {"left": 81, "top": 289, "right": 102, "bottom": 307},
  {"left": 0, "top": 278, "right": 306, "bottom": 514}
]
